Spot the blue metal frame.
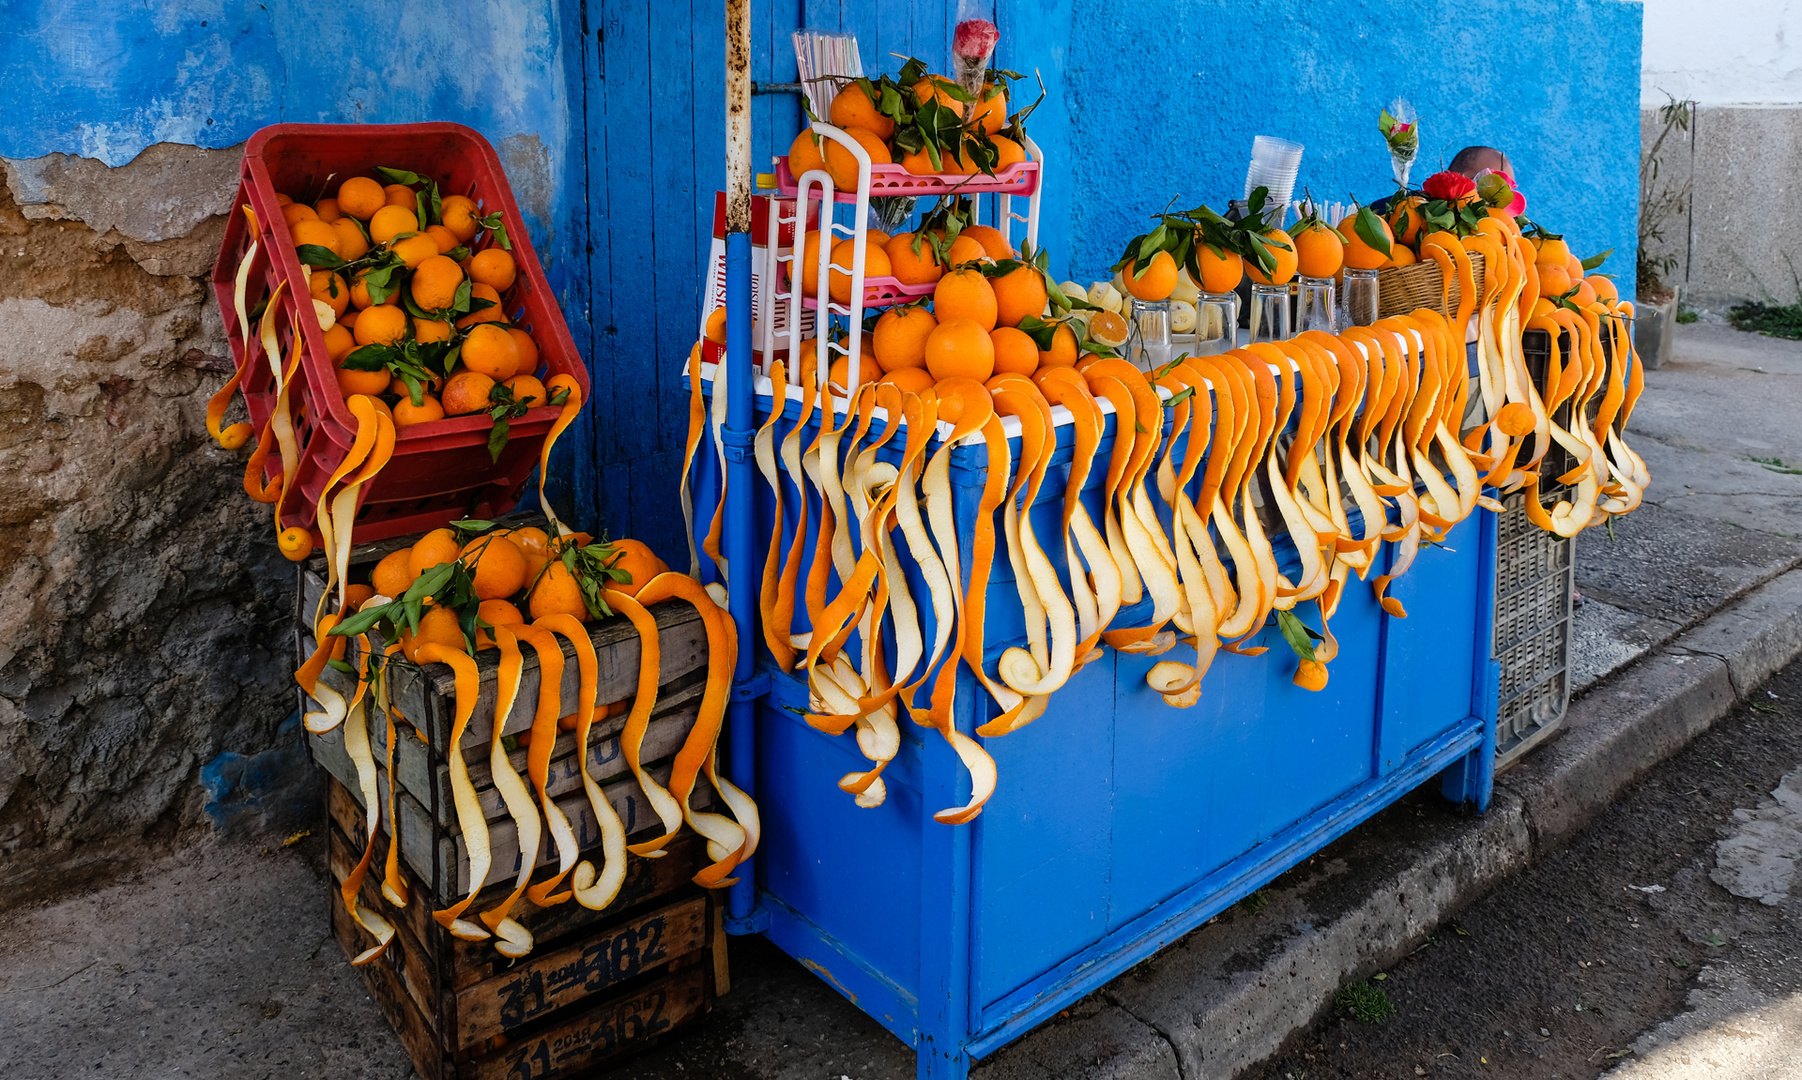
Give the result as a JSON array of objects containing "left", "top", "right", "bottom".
[{"left": 693, "top": 371, "right": 1498, "bottom": 1080}]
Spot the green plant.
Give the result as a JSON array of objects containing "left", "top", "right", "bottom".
[
  {"left": 1334, "top": 980, "right": 1396, "bottom": 1023},
  {"left": 1729, "top": 301, "right": 1802, "bottom": 340},
  {"left": 1676, "top": 308, "right": 1698, "bottom": 324},
  {"left": 1639, "top": 94, "right": 1694, "bottom": 298}
]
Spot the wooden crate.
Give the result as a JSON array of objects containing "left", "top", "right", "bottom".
[{"left": 327, "top": 780, "right": 719, "bottom": 1080}]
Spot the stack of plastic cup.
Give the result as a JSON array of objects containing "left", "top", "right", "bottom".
[{"left": 1243, "top": 136, "right": 1304, "bottom": 227}]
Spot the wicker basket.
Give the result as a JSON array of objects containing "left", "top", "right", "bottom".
[{"left": 1376, "top": 252, "right": 1486, "bottom": 319}]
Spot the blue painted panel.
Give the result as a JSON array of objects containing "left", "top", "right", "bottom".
[
  {"left": 1377, "top": 512, "right": 1485, "bottom": 765},
  {"left": 972, "top": 653, "right": 1117, "bottom": 1008}
]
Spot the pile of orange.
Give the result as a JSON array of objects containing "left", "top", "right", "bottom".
[
  {"left": 276, "top": 171, "right": 547, "bottom": 429},
  {"left": 787, "top": 63, "right": 1025, "bottom": 193}
]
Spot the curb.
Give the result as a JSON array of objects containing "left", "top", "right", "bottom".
[{"left": 978, "top": 567, "right": 1802, "bottom": 1080}]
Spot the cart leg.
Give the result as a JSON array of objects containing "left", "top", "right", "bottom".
[{"left": 918, "top": 1040, "right": 972, "bottom": 1080}]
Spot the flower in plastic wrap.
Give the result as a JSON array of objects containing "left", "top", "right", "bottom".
[{"left": 1378, "top": 103, "right": 1418, "bottom": 162}]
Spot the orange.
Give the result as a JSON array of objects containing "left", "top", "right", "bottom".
[
  {"left": 512, "top": 527, "right": 552, "bottom": 581},
  {"left": 992, "top": 263, "right": 1048, "bottom": 326},
  {"left": 310, "top": 270, "right": 350, "bottom": 316},
  {"left": 886, "top": 232, "right": 944, "bottom": 285},
  {"left": 470, "top": 248, "right": 517, "bottom": 292},
  {"left": 386, "top": 234, "right": 431, "bottom": 270},
  {"left": 424, "top": 224, "right": 460, "bottom": 254},
  {"left": 913, "top": 76, "right": 961, "bottom": 111},
  {"left": 1537, "top": 237, "right": 1572, "bottom": 266},
  {"left": 872, "top": 306, "right": 937, "bottom": 371},
  {"left": 788, "top": 129, "right": 826, "bottom": 178},
  {"left": 828, "top": 82, "right": 896, "bottom": 140},
  {"left": 413, "top": 318, "right": 452, "bottom": 344},
  {"left": 331, "top": 219, "right": 370, "bottom": 261},
  {"left": 704, "top": 306, "right": 727, "bottom": 344},
  {"left": 341, "top": 583, "right": 375, "bottom": 611},
  {"left": 1571, "top": 278, "right": 1598, "bottom": 307},
  {"left": 606, "top": 539, "right": 668, "bottom": 597},
  {"left": 350, "top": 393, "right": 393, "bottom": 424},
  {"left": 960, "top": 224, "right": 1014, "bottom": 261},
  {"left": 369, "top": 204, "right": 418, "bottom": 245},
  {"left": 290, "top": 219, "right": 341, "bottom": 255},
  {"left": 798, "top": 230, "right": 827, "bottom": 296},
  {"left": 1587, "top": 275, "right": 1619, "bottom": 304},
  {"left": 277, "top": 526, "right": 314, "bottom": 562},
  {"left": 353, "top": 304, "right": 408, "bottom": 346},
  {"left": 473, "top": 598, "right": 525, "bottom": 649},
  {"left": 505, "top": 374, "right": 547, "bottom": 407},
  {"left": 274, "top": 192, "right": 293, "bottom": 206},
  {"left": 828, "top": 238, "right": 892, "bottom": 305},
  {"left": 337, "top": 177, "right": 386, "bottom": 221},
  {"left": 409, "top": 255, "right": 464, "bottom": 310},
  {"left": 336, "top": 365, "right": 390, "bottom": 397},
  {"left": 946, "top": 233, "right": 988, "bottom": 267},
  {"left": 1087, "top": 311, "right": 1130, "bottom": 349},
  {"left": 1244, "top": 229, "right": 1299, "bottom": 286},
  {"left": 970, "top": 85, "right": 1007, "bottom": 134},
  {"left": 388, "top": 371, "right": 440, "bottom": 398},
  {"left": 990, "top": 326, "right": 1039, "bottom": 376},
  {"left": 1387, "top": 196, "right": 1428, "bottom": 248},
  {"left": 442, "top": 370, "right": 497, "bottom": 415},
  {"left": 1537, "top": 261, "right": 1572, "bottom": 296},
  {"left": 314, "top": 198, "right": 342, "bottom": 223},
  {"left": 899, "top": 147, "right": 941, "bottom": 176},
  {"left": 281, "top": 202, "right": 319, "bottom": 228},
  {"left": 1337, "top": 214, "right": 1394, "bottom": 272},
  {"left": 1388, "top": 245, "right": 1418, "bottom": 267},
  {"left": 866, "top": 229, "right": 892, "bottom": 248},
  {"left": 393, "top": 394, "right": 446, "bottom": 427},
  {"left": 382, "top": 183, "right": 416, "bottom": 208},
  {"left": 457, "top": 283, "right": 506, "bottom": 328},
  {"left": 1292, "top": 659, "right": 1329, "bottom": 692},
  {"left": 337, "top": 308, "right": 358, "bottom": 330},
  {"left": 1122, "top": 250, "right": 1178, "bottom": 301},
  {"left": 347, "top": 268, "right": 398, "bottom": 310},
  {"left": 529, "top": 561, "right": 590, "bottom": 622},
  {"left": 827, "top": 353, "right": 876, "bottom": 395},
  {"left": 1038, "top": 321, "right": 1079, "bottom": 368},
  {"left": 461, "top": 533, "right": 529, "bottom": 600},
  {"left": 321, "top": 322, "right": 355, "bottom": 362},
  {"left": 402, "top": 605, "right": 467, "bottom": 663},
  {"left": 823, "top": 126, "right": 892, "bottom": 191},
  {"left": 878, "top": 367, "right": 936, "bottom": 394},
  {"left": 1564, "top": 252, "right": 1584, "bottom": 282},
  {"left": 507, "top": 328, "right": 539, "bottom": 374},
  {"left": 1292, "top": 223, "right": 1345, "bottom": 279},
  {"left": 933, "top": 267, "right": 998, "bottom": 331},
  {"left": 408, "top": 528, "right": 463, "bottom": 580},
  {"left": 1485, "top": 206, "right": 1522, "bottom": 233},
  {"left": 923, "top": 317, "right": 996, "bottom": 383},
  {"left": 440, "top": 195, "right": 481, "bottom": 243},
  {"left": 991, "top": 134, "right": 1027, "bottom": 171},
  {"left": 372, "top": 548, "right": 415, "bottom": 598},
  {"left": 1196, "top": 245, "right": 1244, "bottom": 294}
]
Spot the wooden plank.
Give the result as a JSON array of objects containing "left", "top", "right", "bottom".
[
  {"left": 328, "top": 823, "right": 442, "bottom": 1028},
  {"left": 451, "top": 895, "right": 708, "bottom": 1046},
  {"left": 328, "top": 779, "right": 712, "bottom": 990},
  {"left": 330, "top": 875, "right": 447, "bottom": 1080},
  {"left": 295, "top": 597, "right": 708, "bottom": 749},
  {"left": 460, "top": 963, "right": 710, "bottom": 1080}
]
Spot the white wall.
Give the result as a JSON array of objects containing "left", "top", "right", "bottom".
[{"left": 1642, "top": 0, "right": 1802, "bottom": 106}]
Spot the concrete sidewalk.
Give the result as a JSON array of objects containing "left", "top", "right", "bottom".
[{"left": 4, "top": 323, "right": 1800, "bottom": 1080}]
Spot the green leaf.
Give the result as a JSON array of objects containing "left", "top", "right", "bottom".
[
  {"left": 1276, "top": 609, "right": 1317, "bottom": 661},
  {"left": 450, "top": 276, "right": 474, "bottom": 315},
  {"left": 342, "top": 344, "right": 401, "bottom": 372},
  {"left": 1581, "top": 248, "right": 1613, "bottom": 272},
  {"left": 326, "top": 658, "right": 358, "bottom": 675},
  {"left": 488, "top": 415, "right": 511, "bottom": 462},
  {"left": 296, "top": 244, "right": 347, "bottom": 269},
  {"left": 376, "top": 166, "right": 428, "bottom": 186},
  {"left": 1015, "top": 314, "right": 1060, "bottom": 351},
  {"left": 1162, "top": 386, "right": 1194, "bottom": 410},
  {"left": 427, "top": 181, "right": 442, "bottom": 226},
  {"left": 452, "top": 518, "right": 495, "bottom": 532},
  {"left": 1354, "top": 206, "right": 1393, "bottom": 257},
  {"left": 548, "top": 385, "right": 572, "bottom": 407},
  {"left": 477, "top": 212, "right": 512, "bottom": 251}
]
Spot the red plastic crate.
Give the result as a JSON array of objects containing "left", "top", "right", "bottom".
[
  {"left": 774, "top": 154, "right": 1041, "bottom": 201},
  {"left": 210, "top": 123, "right": 590, "bottom": 543}
]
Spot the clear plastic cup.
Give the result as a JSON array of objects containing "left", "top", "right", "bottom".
[
  {"left": 1295, "top": 276, "right": 1337, "bottom": 333},
  {"left": 1248, "top": 283, "right": 1293, "bottom": 343}
]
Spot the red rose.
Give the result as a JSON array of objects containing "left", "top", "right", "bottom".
[{"left": 1422, "top": 171, "right": 1477, "bottom": 202}]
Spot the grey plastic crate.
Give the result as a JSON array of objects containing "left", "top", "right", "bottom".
[{"left": 1492, "top": 328, "right": 1579, "bottom": 767}]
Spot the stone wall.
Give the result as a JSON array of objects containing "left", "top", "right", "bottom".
[{"left": 0, "top": 143, "right": 302, "bottom": 900}]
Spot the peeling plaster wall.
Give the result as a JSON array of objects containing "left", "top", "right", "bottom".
[{"left": 0, "top": 2, "right": 586, "bottom": 896}]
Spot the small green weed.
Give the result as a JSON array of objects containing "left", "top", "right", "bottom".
[
  {"left": 1676, "top": 308, "right": 1699, "bottom": 324},
  {"left": 1750, "top": 455, "right": 1802, "bottom": 475},
  {"left": 1334, "top": 979, "right": 1397, "bottom": 1023},
  {"left": 1238, "top": 889, "right": 1270, "bottom": 916}
]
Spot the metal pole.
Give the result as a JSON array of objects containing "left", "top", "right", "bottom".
[{"left": 722, "top": 0, "right": 766, "bottom": 935}]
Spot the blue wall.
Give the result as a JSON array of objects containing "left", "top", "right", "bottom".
[{"left": 0, "top": 0, "right": 1642, "bottom": 560}]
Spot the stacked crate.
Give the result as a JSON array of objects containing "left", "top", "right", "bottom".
[{"left": 299, "top": 536, "right": 724, "bottom": 1079}]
